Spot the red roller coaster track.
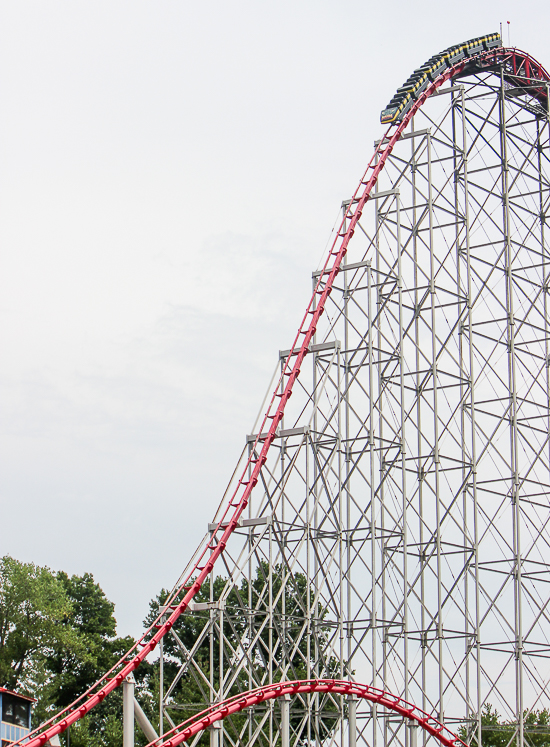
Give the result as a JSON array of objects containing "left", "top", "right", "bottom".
[
  {"left": 148, "top": 679, "right": 465, "bottom": 747},
  {"left": 17, "top": 45, "right": 550, "bottom": 747}
]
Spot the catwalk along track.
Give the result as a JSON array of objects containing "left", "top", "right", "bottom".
[{"left": 16, "top": 34, "right": 550, "bottom": 747}]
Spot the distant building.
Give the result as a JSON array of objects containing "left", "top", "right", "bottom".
[{"left": 0, "top": 688, "right": 35, "bottom": 747}]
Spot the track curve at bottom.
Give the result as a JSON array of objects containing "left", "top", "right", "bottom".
[{"left": 150, "top": 679, "right": 465, "bottom": 747}]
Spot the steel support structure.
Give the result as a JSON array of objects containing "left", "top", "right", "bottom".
[{"left": 156, "top": 71, "right": 550, "bottom": 747}]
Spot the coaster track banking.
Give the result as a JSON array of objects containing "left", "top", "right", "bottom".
[
  {"left": 17, "top": 40, "right": 550, "bottom": 747},
  {"left": 147, "top": 680, "right": 466, "bottom": 747}
]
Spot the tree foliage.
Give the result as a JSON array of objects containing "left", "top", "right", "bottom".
[
  {"left": 44, "top": 572, "right": 136, "bottom": 747},
  {"left": 0, "top": 555, "right": 135, "bottom": 747},
  {"left": 45, "top": 571, "right": 133, "bottom": 709},
  {"left": 0, "top": 556, "right": 84, "bottom": 693},
  {"left": 459, "top": 704, "right": 550, "bottom": 747}
]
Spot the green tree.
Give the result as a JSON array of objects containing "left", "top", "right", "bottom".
[
  {"left": 0, "top": 556, "right": 84, "bottom": 693},
  {"left": 45, "top": 571, "right": 133, "bottom": 709},
  {"left": 524, "top": 710, "right": 550, "bottom": 747},
  {"left": 459, "top": 704, "right": 550, "bottom": 747},
  {"left": 41, "top": 572, "right": 136, "bottom": 747},
  {"left": 0, "top": 555, "right": 137, "bottom": 747}
]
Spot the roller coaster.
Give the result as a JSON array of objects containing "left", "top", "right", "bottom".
[{"left": 15, "top": 32, "right": 550, "bottom": 747}]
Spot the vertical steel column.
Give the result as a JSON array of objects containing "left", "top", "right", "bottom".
[
  {"left": 269, "top": 517, "right": 273, "bottom": 747},
  {"left": 541, "top": 91, "right": 550, "bottom": 611},
  {"left": 453, "top": 83, "right": 474, "bottom": 737},
  {"left": 375, "top": 165, "right": 389, "bottom": 747},
  {"left": 499, "top": 66, "right": 523, "bottom": 747},
  {"left": 342, "top": 200, "right": 352, "bottom": 743},
  {"left": 397, "top": 189, "right": 409, "bottom": 719},
  {"left": 343, "top": 205, "right": 352, "bottom": 656},
  {"left": 426, "top": 127, "right": 445, "bottom": 722},
  {"left": 209, "top": 565, "right": 216, "bottom": 747},
  {"left": 210, "top": 723, "right": 221, "bottom": 747},
  {"left": 348, "top": 696, "right": 357, "bottom": 747},
  {"left": 460, "top": 82, "right": 482, "bottom": 747},
  {"left": 159, "top": 608, "right": 164, "bottom": 737},
  {"left": 312, "top": 275, "right": 320, "bottom": 744},
  {"left": 367, "top": 255, "right": 376, "bottom": 747},
  {"left": 281, "top": 694, "right": 290, "bottom": 747},
  {"left": 123, "top": 675, "right": 135, "bottom": 747},
  {"left": 247, "top": 441, "right": 253, "bottom": 747},
  {"left": 410, "top": 121, "right": 427, "bottom": 734},
  {"left": 218, "top": 606, "right": 224, "bottom": 747},
  {"left": 452, "top": 83, "right": 467, "bottom": 728},
  {"left": 279, "top": 348, "right": 286, "bottom": 686},
  {"left": 337, "top": 204, "right": 346, "bottom": 745}
]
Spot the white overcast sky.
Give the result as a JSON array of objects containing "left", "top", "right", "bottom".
[{"left": 1, "top": 0, "right": 549, "bottom": 639}]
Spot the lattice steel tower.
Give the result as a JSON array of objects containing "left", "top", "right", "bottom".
[{"left": 158, "top": 53, "right": 550, "bottom": 747}]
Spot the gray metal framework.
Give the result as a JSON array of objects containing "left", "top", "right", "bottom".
[{"left": 156, "top": 71, "right": 550, "bottom": 747}]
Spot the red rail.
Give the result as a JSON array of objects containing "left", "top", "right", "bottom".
[
  {"left": 475, "top": 47, "right": 550, "bottom": 111},
  {"left": 17, "top": 47, "right": 549, "bottom": 747},
  {"left": 149, "top": 679, "right": 466, "bottom": 747},
  {"left": 499, "top": 48, "right": 550, "bottom": 107}
]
